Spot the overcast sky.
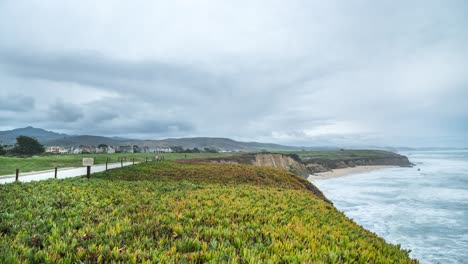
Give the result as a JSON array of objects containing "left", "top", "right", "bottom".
[{"left": 0, "top": 0, "right": 467, "bottom": 147}]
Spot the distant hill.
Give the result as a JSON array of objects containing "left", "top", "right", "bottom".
[
  {"left": 46, "top": 136, "right": 297, "bottom": 151},
  {"left": 45, "top": 135, "right": 119, "bottom": 147},
  {"left": 0, "top": 126, "right": 69, "bottom": 144},
  {"left": 0, "top": 127, "right": 298, "bottom": 151}
]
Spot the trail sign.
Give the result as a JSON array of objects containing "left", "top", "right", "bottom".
[{"left": 82, "top": 158, "right": 94, "bottom": 166}]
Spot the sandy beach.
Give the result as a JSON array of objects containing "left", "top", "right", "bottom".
[{"left": 308, "top": 165, "right": 398, "bottom": 181}]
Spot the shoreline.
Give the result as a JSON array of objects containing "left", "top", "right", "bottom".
[{"left": 307, "top": 165, "right": 398, "bottom": 181}]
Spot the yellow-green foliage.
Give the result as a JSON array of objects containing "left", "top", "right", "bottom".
[{"left": 0, "top": 162, "right": 416, "bottom": 263}]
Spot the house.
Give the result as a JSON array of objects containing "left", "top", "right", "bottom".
[
  {"left": 72, "top": 148, "right": 82, "bottom": 154},
  {"left": 107, "top": 146, "right": 116, "bottom": 154},
  {"left": 133, "top": 145, "right": 142, "bottom": 153},
  {"left": 81, "top": 146, "right": 94, "bottom": 153},
  {"left": 118, "top": 146, "right": 134, "bottom": 153},
  {"left": 59, "top": 148, "right": 69, "bottom": 154},
  {"left": 157, "top": 147, "right": 173, "bottom": 153},
  {"left": 95, "top": 147, "right": 105, "bottom": 154},
  {"left": 46, "top": 146, "right": 65, "bottom": 154}
]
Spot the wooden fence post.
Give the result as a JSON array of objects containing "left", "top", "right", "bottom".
[
  {"left": 15, "top": 169, "right": 19, "bottom": 182},
  {"left": 121, "top": 158, "right": 123, "bottom": 167},
  {"left": 86, "top": 166, "right": 91, "bottom": 179},
  {"left": 106, "top": 158, "right": 109, "bottom": 171},
  {"left": 55, "top": 167, "right": 57, "bottom": 179}
]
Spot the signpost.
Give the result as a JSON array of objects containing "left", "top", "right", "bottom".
[{"left": 82, "top": 158, "right": 94, "bottom": 179}]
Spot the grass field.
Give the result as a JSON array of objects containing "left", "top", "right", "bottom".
[
  {"left": 0, "top": 161, "right": 416, "bottom": 263},
  {"left": 0, "top": 152, "right": 236, "bottom": 176},
  {"left": 281, "top": 149, "right": 402, "bottom": 161}
]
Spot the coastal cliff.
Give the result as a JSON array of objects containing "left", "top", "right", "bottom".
[
  {"left": 303, "top": 155, "right": 413, "bottom": 173},
  {"left": 188, "top": 151, "right": 412, "bottom": 178}
]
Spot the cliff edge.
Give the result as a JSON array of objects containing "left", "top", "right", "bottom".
[{"left": 184, "top": 150, "right": 412, "bottom": 178}]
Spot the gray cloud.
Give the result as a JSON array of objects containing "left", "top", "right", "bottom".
[
  {"left": 0, "top": 94, "right": 34, "bottom": 112},
  {"left": 48, "top": 100, "right": 84, "bottom": 123},
  {"left": 0, "top": 0, "right": 467, "bottom": 147}
]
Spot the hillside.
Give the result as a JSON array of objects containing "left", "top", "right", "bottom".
[
  {"left": 46, "top": 136, "right": 296, "bottom": 151},
  {"left": 0, "top": 162, "right": 416, "bottom": 263},
  {"left": 0, "top": 126, "right": 68, "bottom": 144},
  {"left": 45, "top": 135, "right": 121, "bottom": 147},
  {"left": 0, "top": 127, "right": 296, "bottom": 151},
  {"left": 122, "top": 137, "right": 295, "bottom": 151}
]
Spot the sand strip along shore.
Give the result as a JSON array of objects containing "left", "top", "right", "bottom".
[{"left": 308, "top": 165, "right": 398, "bottom": 181}]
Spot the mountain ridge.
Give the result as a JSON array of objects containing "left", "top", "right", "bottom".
[
  {"left": 0, "top": 127, "right": 298, "bottom": 151},
  {"left": 0, "top": 126, "right": 69, "bottom": 144}
]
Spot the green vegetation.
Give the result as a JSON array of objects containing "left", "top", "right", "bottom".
[
  {"left": 0, "top": 161, "right": 416, "bottom": 263},
  {"left": 9, "top": 136, "right": 45, "bottom": 156},
  {"left": 0, "top": 152, "right": 236, "bottom": 176},
  {"left": 281, "top": 149, "right": 402, "bottom": 161},
  {"left": 0, "top": 145, "right": 5, "bottom": 156}
]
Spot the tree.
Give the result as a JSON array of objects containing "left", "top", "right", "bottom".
[
  {"left": 204, "top": 147, "right": 218, "bottom": 153},
  {"left": 12, "top": 135, "right": 45, "bottom": 156},
  {"left": 0, "top": 145, "right": 6, "bottom": 156},
  {"left": 170, "top": 146, "right": 184, "bottom": 153},
  {"left": 184, "top": 148, "right": 193, "bottom": 153},
  {"left": 192, "top": 148, "right": 201, "bottom": 153}
]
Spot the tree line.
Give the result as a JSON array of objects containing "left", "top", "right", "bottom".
[{"left": 170, "top": 146, "right": 218, "bottom": 153}]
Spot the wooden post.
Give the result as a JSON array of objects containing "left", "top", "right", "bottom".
[
  {"left": 86, "top": 166, "right": 91, "bottom": 179},
  {"left": 15, "top": 169, "right": 19, "bottom": 182},
  {"left": 121, "top": 158, "right": 123, "bottom": 167},
  {"left": 54, "top": 167, "right": 57, "bottom": 179}
]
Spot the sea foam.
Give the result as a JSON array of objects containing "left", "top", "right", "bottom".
[{"left": 312, "top": 150, "right": 468, "bottom": 264}]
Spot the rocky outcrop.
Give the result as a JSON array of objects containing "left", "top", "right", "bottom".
[
  {"left": 305, "top": 163, "right": 329, "bottom": 173},
  {"left": 304, "top": 156, "right": 413, "bottom": 170}
]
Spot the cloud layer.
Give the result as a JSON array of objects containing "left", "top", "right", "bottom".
[{"left": 0, "top": 0, "right": 467, "bottom": 147}]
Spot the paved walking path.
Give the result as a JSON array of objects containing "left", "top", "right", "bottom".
[{"left": 0, "top": 162, "right": 137, "bottom": 184}]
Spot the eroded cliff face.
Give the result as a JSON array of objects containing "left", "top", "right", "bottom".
[
  {"left": 198, "top": 152, "right": 412, "bottom": 177},
  {"left": 202, "top": 153, "right": 311, "bottom": 177},
  {"left": 252, "top": 153, "right": 308, "bottom": 176}
]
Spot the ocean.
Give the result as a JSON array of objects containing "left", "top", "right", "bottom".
[{"left": 311, "top": 150, "right": 468, "bottom": 264}]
